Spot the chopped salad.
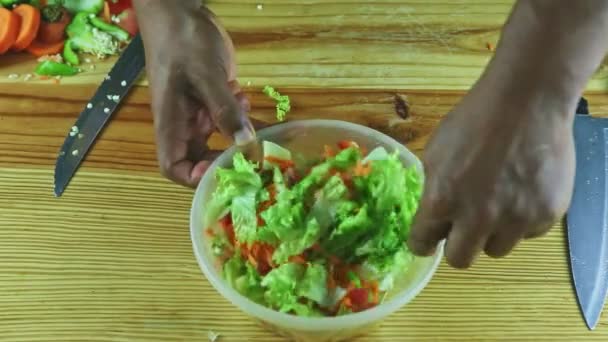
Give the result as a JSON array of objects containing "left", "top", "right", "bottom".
[{"left": 204, "top": 140, "right": 423, "bottom": 317}]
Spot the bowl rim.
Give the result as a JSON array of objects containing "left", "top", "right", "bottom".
[{"left": 190, "top": 119, "right": 444, "bottom": 330}]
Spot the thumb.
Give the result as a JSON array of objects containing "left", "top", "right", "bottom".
[{"left": 196, "top": 80, "right": 255, "bottom": 146}]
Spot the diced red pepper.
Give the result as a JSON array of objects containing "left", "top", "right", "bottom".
[
  {"left": 346, "top": 288, "right": 370, "bottom": 312},
  {"left": 107, "top": 0, "right": 133, "bottom": 14},
  {"left": 220, "top": 215, "right": 236, "bottom": 246},
  {"left": 337, "top": 140, "right": 359, "bottom": 150},
  {"left": 249, "top": 242, "right": 275, "bottom": 275}
]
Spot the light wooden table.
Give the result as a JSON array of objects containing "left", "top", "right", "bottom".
[{"left": 2, "top": 1, "right": 608, "bottom": 341}]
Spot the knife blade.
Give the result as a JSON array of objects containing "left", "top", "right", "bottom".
[
  {"left": 567, "top": 98, "right": 608, "bottom": 330},
  {"left": 54, "top": 33, "right": 145, "bottom": 197}
]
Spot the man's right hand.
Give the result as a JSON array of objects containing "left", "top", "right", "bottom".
[{"left": 134, "top": 0, "right": 255, "bottom": 187}]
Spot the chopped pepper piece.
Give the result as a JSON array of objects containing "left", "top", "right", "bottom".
[
  {"left": 35, "top": 60, "right": 79, "bottom": 76},
  {"left": 89, "top": 15, "right": 129, "bottom": 41},
  {"left": 61, "top": 0, "right": 104, "bottom": 14},
  {"left": 64, "top": 12, "right": 124, "bottom": 64}
]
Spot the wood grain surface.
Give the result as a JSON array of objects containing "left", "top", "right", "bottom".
[{"left": 2, "top": 1, "right": 608, "bottom": 341}]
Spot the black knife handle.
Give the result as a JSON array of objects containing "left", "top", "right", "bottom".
[{"left": 577, "top": 97, "right": 589, "bottom": 115}]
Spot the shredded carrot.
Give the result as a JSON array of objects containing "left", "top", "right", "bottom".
[
  {"left": 370, "top": 281, "right": 379, "bottom": 304},
  {"left": 341, "top": 296, "right": 353, "bottom": 309},
  {"left": 267, "top": 184, "right": 276, "bottom": 200},
  {"left": 327, "top": 273, "right": 337, "bottom": 290},
  {"left": 264, "top": 247, "right": 275, "bottom": 269},
  {"left": 264, "top": 156, "right": 295, "bottom": 170},
  {"left": 324, "top": 145, "right": 336, "bottom": 159},
  {"left": 53, "top": 78, "right": 60, "bottom": 84},
  {"left": 486, "top": 42, "right": 494, "bottom": 51},
  {"left": 247, "top": 242, "right": 276, "bottom": 274},
  {"left": 247, "top": 254, "right": 258, "bottom": 268},
  {"left": 353, "top": 160, "right": 372, "bottom": 177},
  {"left": 238, "top": 242, "right": 249, "bottom": 258},
  {"left": 102, "top": 1, "right": 111, "bottom": 23},
  {"left": 39, "top": 75, "right": 49, "bottom": 80},
  {"left": 328, "top": 255, "right": 342, "bottom": 265},
  {"left": 337, "top": 140, "right": 359, "bottom": 150},
  {"left": 339, "top": 171, "right": 353, "bottom": 188},
  {"left": 288, "top": 254, "right": 307, "bottom": 264},
  {"left": 220, "top": 215, "right": 236, "bottom": 246},
  {"left": 205, "top": 228, "right": 215, "bottom": 237}
]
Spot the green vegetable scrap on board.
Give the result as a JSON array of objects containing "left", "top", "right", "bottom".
[
  {"left": 35, "top": 60, "right": 79, "bottom": 76},
  {"left": 263, "top": 85, "right": 291, "bottom": 122},
  {"left": 204, "top": 140, "right": 423, "bottom": 317}
]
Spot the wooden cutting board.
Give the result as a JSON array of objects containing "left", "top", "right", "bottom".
[{"left": 2, "top": 1, "right": 608, "bottom": 341}]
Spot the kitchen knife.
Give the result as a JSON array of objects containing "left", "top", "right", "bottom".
[
  {"left": 567, "top": 97, "right": 608, "bottom": 330},
  {"left": 54, "top": 33, "right": 145, "bottom": 197}
]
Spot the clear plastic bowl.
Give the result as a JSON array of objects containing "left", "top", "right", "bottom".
[{"left": 190, "top": 120, "right": 444, "bottom": 342}]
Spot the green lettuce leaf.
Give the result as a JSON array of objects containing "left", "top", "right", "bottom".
[
  {"left": 351, "top": 152, "right": 422, "bottom": 255},
  {"left": 309, "top": 175, "right": 350, "bottom": 233},
  {"left": 297, "top": 263, "right": 328, "bottom": 304},
  {"left": 331, "top": 146, "right": 362, "bottom": 170},
  {"left": 231, "top": 192, "right": 258, "bottom": 244},
  {"left": 355, "top": 211, "right": 402, "bottom": 258},
  {"left": 223, "top": 253, "right": 266, "bottom": 304},
  {"left": 292, "top": 163, "right": 332, "bottom": 199},
  {"left": 290, "top": 147, "right": 361, "bottom": 201},
  {"left": 360, "top": 246, "right": 415, "bottom": 291},
  {"left": 319, "top": 174, "right": 348, "bottom": 201},
  {"left": 260, "top": 262, "right": 327, "bottom": 316},
  {"left": 261, "top": 262, "right": 304, "bottom": 313},
  {"left": 323, "top": 204, "right": 374, "bottom": 259},
  {"left": 272, "top": 217, "right": 321, "bottom": 264},
  {"left": 207, "top": 153, "right": 264, "bottom": 244}
]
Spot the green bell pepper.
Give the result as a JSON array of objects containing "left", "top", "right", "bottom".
[
  {"left": 63, "top": 40, "right": 80, "bottom": 66},
  {"left": 1, "top": 0, "right": 28, "bottom": 7},
  {"left": 35, "top": 61, "right": 80, "bottom": 76},
  {"left": 61, "top": 0, "right": 104, "bottom": 14},
  {"left": 89, "top": 15, "right": 130, "bottom": 42},
  {"left": 63, "top": 12, "right": 127, "bottom": 65}
]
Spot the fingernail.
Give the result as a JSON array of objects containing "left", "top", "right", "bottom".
[{"left": 234, "top": 126, "right": 255, "bottom": 146}]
